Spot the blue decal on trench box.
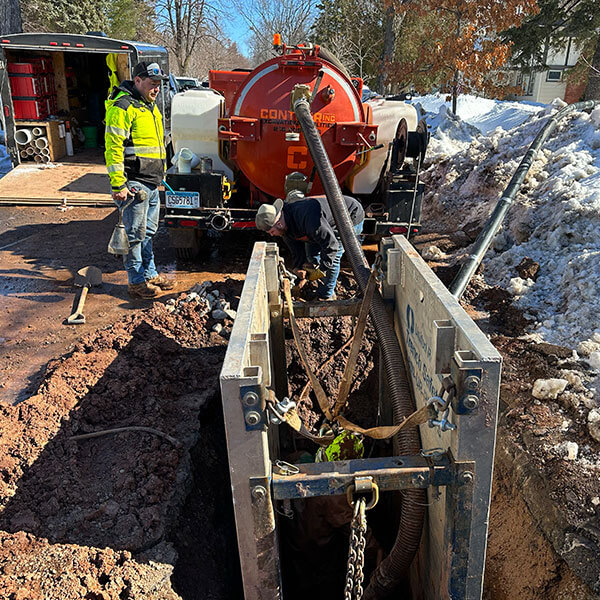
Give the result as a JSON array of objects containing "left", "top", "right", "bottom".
[{"left": 405, "top": 303, "right": 438, "bottom": 399}]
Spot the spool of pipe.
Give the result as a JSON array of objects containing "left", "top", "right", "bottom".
[
  {"left": 34, "top": 154, "right": 43, "bottom": 163},
  {"left": 41, "top": 148, "right": 50, "bottom": 156},
  {"left": 20, "top": 149, "right": 29, "bottom": 158},
  {"left": 32, "top": 127, "right": 44, "bottom": 137},
  {"left": 15, "top": 128, "right": 33, "bottom": 145},
  {"left": 41, "top": 155, "right": 50, "bottom": 163},
  {"left": 26, "top": 147, "right": 35, "bottom": 156},
  {"left": 35, "top": 136, "right": 48, "bottom": 149}
]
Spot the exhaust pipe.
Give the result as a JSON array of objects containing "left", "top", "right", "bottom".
[{"left": 210, "top": 212, "right": 230, "bottom": 231}]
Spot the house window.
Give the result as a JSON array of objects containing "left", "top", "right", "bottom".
[{"left": 546, "top": 70, "right": 563, "bottom": 82}]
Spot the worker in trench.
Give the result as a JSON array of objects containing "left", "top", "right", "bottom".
[
  {"left": 255, "top": 195, "right": 364, "bottom": 300},
  {"left": 104, "top": 62, "right": 175, "bottom": 299}
]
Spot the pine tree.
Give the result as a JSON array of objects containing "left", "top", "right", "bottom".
[
  {"left": 21, "top": 0, "right": 110, "bottom": 34},
  {"left": 388, "top": 0, "right": 539, "bottom": 113},
  {"left": 107, "top": 0, "right": 157, "bottom": 41}
]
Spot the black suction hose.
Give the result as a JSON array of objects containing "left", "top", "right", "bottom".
[
  {"left": 450, "top": 100, "right": 599, "bottom": 300},
  {"left": 293, "top": 94, "right": 425, "bottom": 597}
]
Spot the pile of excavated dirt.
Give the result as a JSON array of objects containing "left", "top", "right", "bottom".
[{"left": 0, "top": 280, "right": 243, "bottom": 600}]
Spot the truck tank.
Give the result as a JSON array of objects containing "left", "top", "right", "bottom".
[{"left": 164, "top": 40, "right": 428, "bottom": 254}]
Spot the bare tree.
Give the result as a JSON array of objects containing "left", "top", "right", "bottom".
[
  {"left": 155, "top": 0, "right": 219, "bottom": 74},
  {"left": 0, "top": 0, "right": 22, "bottom": 35},
  {"left": 231, "top": 0, "right": 319, "bottom": 65},
  {"left": 187, "top": 35, "right": 251, "bottom": 77}
]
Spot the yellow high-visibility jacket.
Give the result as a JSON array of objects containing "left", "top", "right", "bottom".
[{"left": 104, "top": 81, "right": 166, "bottom": 191}]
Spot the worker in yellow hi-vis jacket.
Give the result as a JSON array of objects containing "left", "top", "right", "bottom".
[{"left": 104, "top": 61, "right": 175, "bottom": 299}]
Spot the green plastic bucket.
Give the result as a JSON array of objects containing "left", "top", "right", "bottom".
[{"left": 82, "top": 125, "right": 98, "bottom": 148}]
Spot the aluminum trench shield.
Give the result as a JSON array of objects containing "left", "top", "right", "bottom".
[
  {"left": 220, "top": 242, "right": 281, "bottom": 599},
  {"left": 382, "top": 235, "right": 502, "bottom": 600},
  {"left": 221, "top": 237, "right": 501, "bottom": 600}
]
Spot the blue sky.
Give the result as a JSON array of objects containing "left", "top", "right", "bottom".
[{"left": 220, "top": 13, "right": 252, "bottom": 56}]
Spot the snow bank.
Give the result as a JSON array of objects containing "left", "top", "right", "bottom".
[
  {"left": 419, "top": 94, "right": 600, "bottom": 350},
  {"left": 412, "top": 93, "right": 543, "bottom": 145}
]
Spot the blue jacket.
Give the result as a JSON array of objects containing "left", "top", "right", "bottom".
[{"left": 282, "top": 195, "right": 364, "bottom": 270}]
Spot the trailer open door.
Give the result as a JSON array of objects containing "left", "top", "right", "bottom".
[
  {"left": 0, "top": 46, "right": 18, "bottom": 168},
  {"left": 0, "top": 33, "right": 171, "bottom": 205}
]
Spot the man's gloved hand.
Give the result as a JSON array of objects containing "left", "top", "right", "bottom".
[
  {"left": 303, "top": 263, "right": 326, "bottom": 281},
  {"left": 292, "top": 267, "right": 307, "bottom": 280}
]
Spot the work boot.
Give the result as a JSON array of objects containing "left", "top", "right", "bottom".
[
  {"left": 128, "top": 281, "right": 160, "bottom": 299},
  {"left": 147, "top": 273, "right": 176, "bottom": 290}
]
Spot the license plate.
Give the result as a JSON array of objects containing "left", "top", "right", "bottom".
[{"left": 166, "top": 191, "right": 200, "bottom": 209}]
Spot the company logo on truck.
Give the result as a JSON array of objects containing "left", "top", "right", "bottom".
[{"left": 259, "top": 108, "right": 335, "bottom": 129}]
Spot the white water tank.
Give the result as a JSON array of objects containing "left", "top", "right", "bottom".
[
  {"left": 171, "top": 89, "right": 233, "bottom": 180},
  {"left": 348, "top": 99, "right": 418, "bottom": 195}
]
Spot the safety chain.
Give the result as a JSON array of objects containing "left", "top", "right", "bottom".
[{"left": 344, "top": 497, "right": 367, "bottom": 600}]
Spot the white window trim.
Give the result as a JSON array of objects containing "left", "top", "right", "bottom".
[{"left": 546, "top": 70, "right": 563, "bottom": 82}]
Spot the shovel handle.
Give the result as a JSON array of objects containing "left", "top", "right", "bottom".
[
  {"left": 67, "top": 284, "right": 89, "bottom": 324},
  {"left": 76, "top": 284, "right": 89, "bottom": 313}
]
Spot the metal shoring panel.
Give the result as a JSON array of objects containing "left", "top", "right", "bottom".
[
  {"left": 220, "top": 241, "right": 281, "bottom": 599},
  {"left": 385, "top": 235, "right": 502, "bottom": 600}
]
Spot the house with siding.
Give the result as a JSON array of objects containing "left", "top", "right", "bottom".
[{"left": 508, "top": 37, "right": 585, "bottom": 104}]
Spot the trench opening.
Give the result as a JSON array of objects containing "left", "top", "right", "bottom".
[
  {"left": 277, "top": 312, "right": 415, "bottom": 599},
  {"left": 169, "top": 390, "right": 243, "bottom": 599}
]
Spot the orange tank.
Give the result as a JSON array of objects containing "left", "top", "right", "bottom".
[{"left": 212, "top": 45, "right": 377, "bottom": 200}]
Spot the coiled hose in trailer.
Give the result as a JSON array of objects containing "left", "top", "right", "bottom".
[
  {"left": 293, "top": 93, "right": 425, "bottom": 598},
  {"left": 450, "top": 99, "right": 600, "bottom": 299}
]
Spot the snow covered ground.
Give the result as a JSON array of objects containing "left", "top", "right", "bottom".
[{"left": 415, "top": 93, "right": 600, "bottom": 355}]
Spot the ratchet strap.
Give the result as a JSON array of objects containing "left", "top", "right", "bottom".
[
  {"left": 283, "top": 278, "right": 333, "bottom": 421},
  {"left": 267, "top": 391, "right": 334, "bottom": 446},
  {"left": 333, "top": 268, "right": 377, "bottom": 417},
  {"left": 281, "top": 270, "right": 430, "bottom": 441}
]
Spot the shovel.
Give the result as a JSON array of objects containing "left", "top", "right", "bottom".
[{"left": 66, "top": 266, "right": 103, "bottom": 325}]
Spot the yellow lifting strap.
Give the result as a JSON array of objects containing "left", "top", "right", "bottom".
[
  {"left": 282, "top": 278, "right": 333, "bottom": 421},
  {"left": 106, "top": 53, "right": 120, "bottom": 98},
  {"left": 281, "top": 270, "right": 430, "bottom": 440}
]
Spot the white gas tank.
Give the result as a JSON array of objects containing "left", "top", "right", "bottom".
[
  {"left": 348, "top": 98, "right": 418, "bottom": 195},
  {"left": 171, "top": 89, "right": 233, "bottom": 180}
]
